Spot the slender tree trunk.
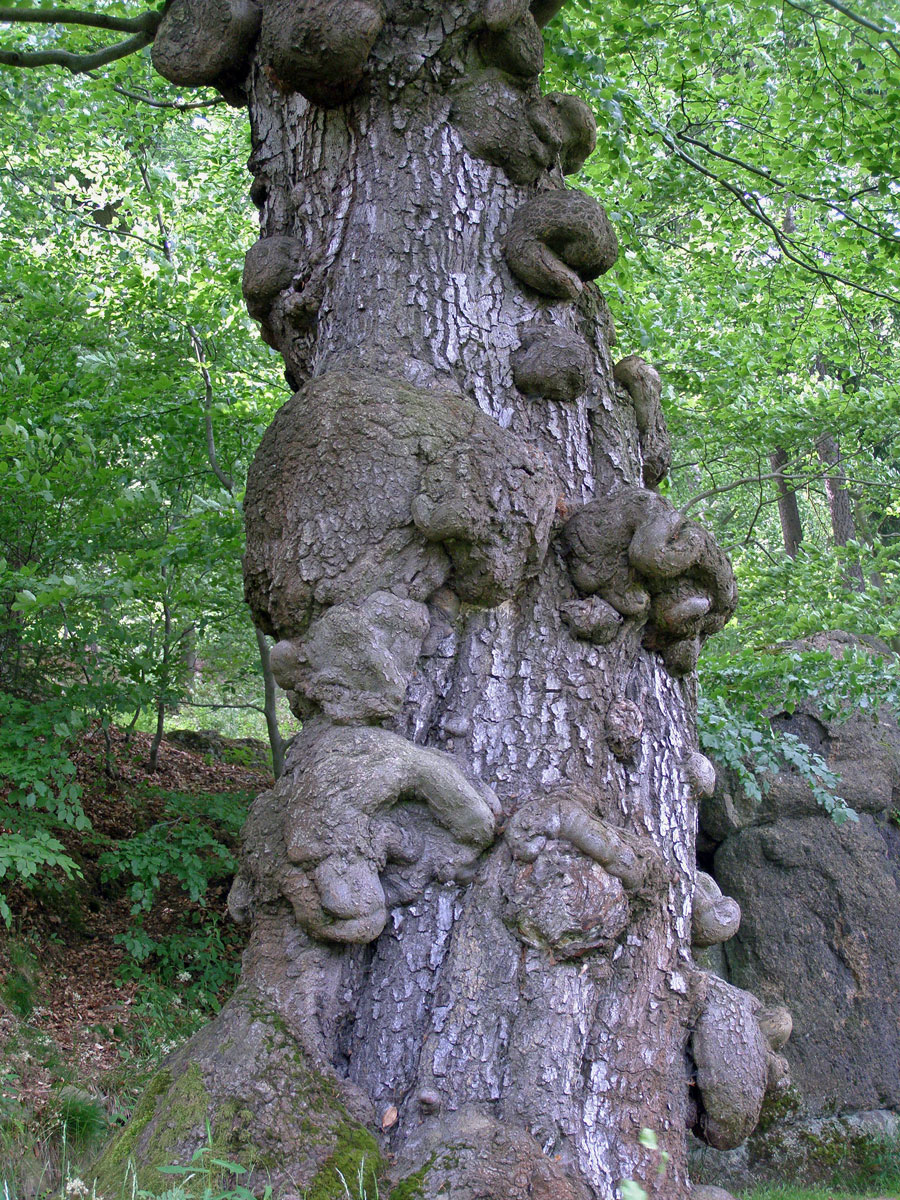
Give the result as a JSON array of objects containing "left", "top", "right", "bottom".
[
  {"left": 769, "top": 447, "right": 802, "bottom": 558},
  {"left": 147, "top": 589, "right": 171, "bottom": 773},
  {"left": 815, "top": 432, "right": 864, "bottom": 588},
  {"left": 255, "top": 625, "right": 286, "bottom": 778},
  {"left": 98, "top": 6, "right": 771, "bottom": 1198}
]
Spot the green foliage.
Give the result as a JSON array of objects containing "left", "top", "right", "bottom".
[
  {"left": 0, "top": 49, "right": 286, "bottom": 772},
  {"left": 99, "top": 811, "right": 236, "bottom": 915},
  {"left": 95, "top": 786, "right": 249, "bottom": 1000},
  {"left": 698, "top": 642, "right": 900, "bottom": 819},
  {"left": 152, "top": 1127, "right": 273, "bottom": 1200},
  {"left": 114, "top": 916, "right": 243, "bottom": 1007},
  {"left": 0, "top": 694, "right": 88, "bottom": 923},
  {"left": 0, "top": 941, "right": 39, "bottom": 1018}
]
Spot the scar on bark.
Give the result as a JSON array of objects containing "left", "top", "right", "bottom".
[
  {"left": 503, "top": 189, "right": 618, "bottom": 298},
  {"left": 483, "top": 0, "right": 569, "bottom": 31},
  {"left": 605, "top": 696, "right": 643, "bottom": 760},
  {"left": 243, "top": 370, "right": 557, "bottom": 665},
  {"left": 230, "top": 723, "right": 499, "bottom": 943},
  {"left": 269, "top": 592, "right": 430, "bottom": 724},
  {"left": 151, "top": 0, "right": 260, "bottom": 102},
  {"left": 560, "top": 485, "right": 737, "bottom": 674},
  {"left": 683, "top": 749, "right": 716, "bottom": 800},
  {"left": 613, "top": 355, "right": 672, "bottom": 488},
  {"left": 501, "top": 789, "right": 667, "bottom": 957},
  {"left": 511, "top": 324, "right": 593, "bottom": 401},
  {"left": 392, "top": 1107, "right": 592, "bottom": 1200},
  {"left": 691, "top": 871, "right": 741, "bottom": 949}
]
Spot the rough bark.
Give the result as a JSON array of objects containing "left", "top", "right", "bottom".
[
  {"left": 769, "top": 448, "right": 802, "bottom": 559},
  {"left": 98, "top": 5, "right": 769, "bottom": 1198}
]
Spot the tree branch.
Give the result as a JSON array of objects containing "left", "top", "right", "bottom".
[
  {"left": 783, "top": 0, "right": 900, "bottom": 61},
  {"left": 0, "top": 5, "right": 159, "bottom": 32},
  {"left": 0, "top": 29, "right": 151, "bottom": 71},
  {"left": 112, "top": 83, "right": 225, "bottom": 111},
  {"left": 659, "top": 131, "right": 899, "bottom": 304},
  {"left": 818, "top": 0, "right": 900, "bottom": 55},
  {"left": 673, "top": 128, "right": 900, "bottom": 245}
]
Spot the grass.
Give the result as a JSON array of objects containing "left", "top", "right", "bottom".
[{"left": 743, "top": 1186, "right": 900, "bottom": 1200}]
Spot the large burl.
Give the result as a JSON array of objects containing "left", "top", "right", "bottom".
[
  {"left": 689, "top": 975, "right": 769, "bottom": 1150},
  {"left": 231, "top": 722, "right": 499, "bottom": 943},
  {"left": 244, "top": 369, "right": 557, "bottom": 717},
  {"left": 501, "top": 790, "right": 666, "bottom": 958},
  {"left": 561, "top": 486, "right": 737, "bottom": 674}
]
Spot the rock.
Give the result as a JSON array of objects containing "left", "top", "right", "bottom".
[
  {"left": 748, "top": 1108, "right": 900, "bottom": 1183},
  {"left": 702, "top": 632, "right": 900, "bottom": 837},
  {"left": 714, "top": 814, "right": 900, "bottom": 1111},
  {"left": 165, "top": 729, "right": 270, "bottom": 769}
]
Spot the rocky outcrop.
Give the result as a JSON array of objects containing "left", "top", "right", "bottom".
[
  {"left": 700, "top": 633, "right": 900, "bottom": 1123},
  {"left": 714, "top": 813, "right": 900, "bottom": 1113}
]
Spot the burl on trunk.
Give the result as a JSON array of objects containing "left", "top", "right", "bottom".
[{"left": 96, "top": 3, "right": 785, "bottom": 1197}]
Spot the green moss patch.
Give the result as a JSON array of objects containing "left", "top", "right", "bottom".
[{"left": 305, "top": 1122, "right": 383, "bottom": 1200}]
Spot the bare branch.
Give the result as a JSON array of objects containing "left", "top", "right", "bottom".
[
  {"left": 113, "top": 83, "right": 225, "bottom": 111},
  {"left": 0, "top": 29, "right": 151, "bottom": 71},
  {"left": 0, "top": 5, "right": 159, "bottom": 33}
]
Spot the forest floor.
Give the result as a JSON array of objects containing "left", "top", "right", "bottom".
[
  {"left": 0, "top": 727, "right": 896, "bottom": 1200},
  {"left": 0, "top": 724, "right": 268, "bottom": 1197}
]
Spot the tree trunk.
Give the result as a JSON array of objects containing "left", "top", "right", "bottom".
[
  {"left": 769, "top": 447, "right": 802, "bottom": 558},
  {"left": 815, "top": 432, "right": 864, "bottom": 588},
  {"left": 255, "top": 625, "right": 287, "bottom": 778},
  {"left": 97, "top": 5, "right": 771, "bottom": 1198}
]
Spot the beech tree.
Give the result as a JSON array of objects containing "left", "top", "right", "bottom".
[{"left": 1, "top": 3, "right": 791, "bottom": 1197}]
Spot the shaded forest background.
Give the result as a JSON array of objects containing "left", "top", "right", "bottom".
[{"left": 2, "top": 0, "right": 900, "bottom": 1192}]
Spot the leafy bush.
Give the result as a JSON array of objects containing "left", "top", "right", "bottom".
[
  {"left": 698, "top": 643, "right": 900, "bottom": 822},
  {"left": 0, "top": 694, "right": 89, "bottom": 923},
  {"left": 97, "top": 789, "right": 246, "bottom": 916},
  {"left": 114, "top": 915, "right": 243, "bottom": 1009}
]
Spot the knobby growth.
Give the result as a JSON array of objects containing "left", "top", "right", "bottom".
[{"left": 1, "top": 1, "right": 792, "bottom": 1196}]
